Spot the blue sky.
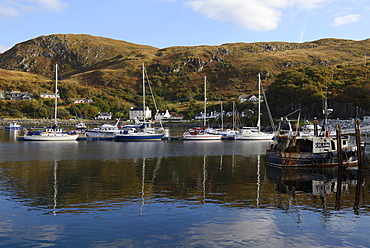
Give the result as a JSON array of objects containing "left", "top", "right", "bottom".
[{"left": 0, "top": 0, "right": 369, "bottom": 53}]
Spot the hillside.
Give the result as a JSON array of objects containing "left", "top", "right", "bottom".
[{"left": 0, "top": 34, "right": 370, "bottom": 122}]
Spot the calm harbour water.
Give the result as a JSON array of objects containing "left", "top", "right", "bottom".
[{"left": 1, "top": 129, "right": 370, "bottom": 247}]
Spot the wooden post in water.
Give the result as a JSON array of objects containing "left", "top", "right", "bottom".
[
  {"left": 354, "top": 119, "right": 363, "bottom": 170},
  {"left": 336, "top": 124, "right": 343, "bottom": 167},
  {"left": 335, "top": 124, "right": 343, "bottom": 210},
  {"left": 314, "top": 119, "right": 318, "bottom": 136}
]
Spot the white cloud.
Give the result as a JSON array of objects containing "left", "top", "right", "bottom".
[
  {"left": 0, "top": 3, "right": 20, "bottom": 17},
  {"left": 187, "top": 0, "right": 281, "bottom": 31},
  {"left": 288, "top": 0, "right": 327, "bottom": 9},
  {"left": 30, "top": 0, "right": 68, "bottom": 11},
  {"left": 0, "top": 0, "right": 67, "bottom": 19},
  {"left": 332, "top": 14, "right": 361, "bottom": 27},
  {"left": 186, "top": 0, "right": 329, "bottom": 31}
]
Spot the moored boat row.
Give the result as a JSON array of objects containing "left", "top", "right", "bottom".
[{"left": 10, "top": 67, "right": 365, "bottom": 168}]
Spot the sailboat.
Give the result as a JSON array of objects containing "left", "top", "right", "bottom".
[
  {"left": 182, "top": 76, "right": 223, "bottom": 140},
  {"left": 23, "top": 64, "right": 79, "bottom": 141},
  {"left": 214, "top": 101, "right": 238, "bottom": 138},
  {"left": 113, "top": 64, "right": 164, "bottom": 141},
  {"left": 235, "top": 74, "right": 274, "bottom": 141}
]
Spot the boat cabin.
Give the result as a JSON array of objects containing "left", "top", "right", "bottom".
[{"left": 275, "top": 136, "right": 350, "bottom": 154}]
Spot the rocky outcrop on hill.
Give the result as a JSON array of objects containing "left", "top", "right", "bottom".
[{"left": 0, "top": 34, "right": 157, "bottom": 77}]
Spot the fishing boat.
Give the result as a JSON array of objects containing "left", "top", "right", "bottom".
[
  {"left": 5, "top": 122, "right": 21, "bottom": 130},
  {"left": 235, "top": 74, "right": 274, "bottom": 141},
  {"left": 182, "top": 76, "right": 223, "bottom": 140},
  {"left": 114, "top": 64, "right": 164, "bottom": 142},
  {"left": 265, "top": 108, "right": 358, "bottom": 167},
  {"left": 23, "top": 64, "right": 79, "bottom": 141}
]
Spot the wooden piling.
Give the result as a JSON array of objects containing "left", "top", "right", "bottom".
[
  {"left": 336, "top": 124, "right": 343, "bottom": 167},
  {"left": 314, "top": 120, "right": 318, "bottom": 136}
]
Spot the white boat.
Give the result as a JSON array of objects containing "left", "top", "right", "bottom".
[
  {"left": 182, "top": 76, "right": 222, "bottom": 140},
  {"left": 182, "top": 127, "right": 224, "bottom": 140},
  {"left": 85, "top": 120, "right": 121, "bottom": 138},
  {"left": 5, "top": 122, "right": 21, "bottom": 131},
  {"left": 114, "top": 64, "right": 164, "bottom": 142},
  {"left": 212, "top": 102, "right": 238, "bottom": 138},
  {"left": 235, "top": 74, "right": 274, "bottom": 141},
  {"left": 214, "top": 128, "right": 238, "bottom": 138},
  {"left": 24, "top": 127, "right": 78, "bottom": 141},
  {"left": 235, "top": 127, "right": 275, "bottom": 140},
  {"left": 23, "top": 64, "right": 79, "bottom": 141},
  {"left": 75, "top": 121, "right": 87, "bottom": 130}
]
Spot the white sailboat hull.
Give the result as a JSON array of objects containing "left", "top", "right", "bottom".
[
  {"left": 182, "top": 134, "right": 223, "bottom": 140},
  {"left": 114, "top": 132, "right": 164, "bottom": 141},
  {"left": 235, "top": 133, "right": 274, "bottom": 140},
  {"left": 24, "top": 132, "right": 79, "bottom": 141},
  {"left": 235, "top": 131, "right": 274, "bottom": 140}
]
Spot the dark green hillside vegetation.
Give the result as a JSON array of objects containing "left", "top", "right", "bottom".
[
  {"left": 267, "top": 65, "right": 370, "bottom": 119},
  {"left": 0, "top": 34, "right": 370, "bottom": 122}
]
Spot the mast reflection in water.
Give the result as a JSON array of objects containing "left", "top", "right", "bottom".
[{"left": 0, "top": 130, "right": 370, "bottom": 247}]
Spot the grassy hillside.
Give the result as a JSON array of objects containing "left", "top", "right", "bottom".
[{"left": 0, "top": 34, "right": 370, "bottom": 122}]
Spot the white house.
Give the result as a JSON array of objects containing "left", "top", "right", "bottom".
[
  {"left": 71, "top": 98, "right": 93, "bottom": 104},
  {"left": 96, "top": 112, "right": 112, "bottom": 120},
  {"left": 238, "top": 94, "right": 258, "bottom": 103},
  {"left": 170, "top": 114, "right": 184, "bottom": 120},
  {"left": 6, "top": 91, "right": 32, "bottom": 100},
  {"left": 40, "top": 92, "right": 60, "bottom": 98},
  {"left": 155, "top": 110, "right": 171, "bottom": 121},
  {"left": 129, "top": 106, "right": 152, "bottom": 121}
]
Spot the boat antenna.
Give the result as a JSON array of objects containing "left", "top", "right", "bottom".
[{"left": 322, "top": 83, "right": 333, "bottom": 136}]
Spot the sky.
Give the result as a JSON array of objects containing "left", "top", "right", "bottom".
[{"left": 0, "top": 0, "right": 369, "bottom": 53}]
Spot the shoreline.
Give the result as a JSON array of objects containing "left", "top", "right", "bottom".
[{"left": 0, "top": 118, "right": 206, "bottom": 129}]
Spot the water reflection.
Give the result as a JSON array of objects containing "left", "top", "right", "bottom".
[
  {"left": 1, "top": 155, "right": 369, "bottom": 215},
  {"left": 265, "top": 165, "right": 369, "bottom": 214},
  {"left": 1, "top": 129, "right": 370, "bottom": 247},
  {"left": 8, "top": 129, "right": 19, "bottom": 141}
]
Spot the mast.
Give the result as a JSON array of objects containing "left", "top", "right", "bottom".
[
  {"left": 54, "top": 64, "right": 58, "bottom": 127},
  {"left": 220, "top": 100, "right": 223, "bottom": 130},
  {"left": 142, "top": 63, "right": 146, "bottom": 123},
  {"left": 232, "top": 101, "right": 236, "bottom": 130},
  {"left": 257, "top": 73, "right": 261, "bottom": 131},
  {"left": 204, "top": 75, "right": 207, "bottom": 127}
]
